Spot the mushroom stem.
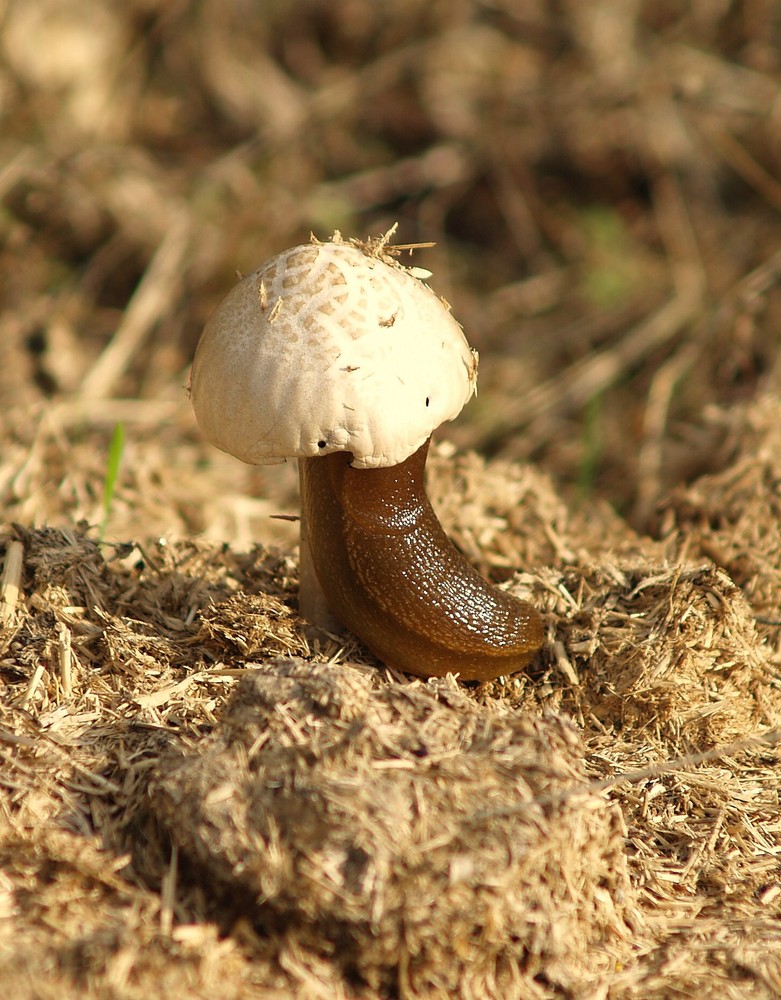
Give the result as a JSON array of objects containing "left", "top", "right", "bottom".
[
  {"left": 297, "top": 462, "right": 344, "bottom": 635},
  {"left": 299, "top": 438, "right": 544, "bottom": 680}
]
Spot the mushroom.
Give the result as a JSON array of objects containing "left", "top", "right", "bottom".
[{"left": 190, "top": 231, "right": 543, "bottom": 680}]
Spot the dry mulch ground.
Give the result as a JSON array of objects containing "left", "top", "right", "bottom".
[{"left": 2, "top": 3, "right": 781, "bottom": 997}]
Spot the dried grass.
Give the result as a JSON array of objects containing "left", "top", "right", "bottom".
[
  {"left": 143, "top": 662, "right": 633, "bottom": 998},
  {"left": 2, "top": 419, "right": 780, "bottom": 996},
  {"left": 662, "top": 393, "right": 781, "bottom": 636}
]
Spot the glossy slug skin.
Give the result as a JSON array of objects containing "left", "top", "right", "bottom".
[{"left": 299, "top": 439, "right": 544, "bottom": 680}]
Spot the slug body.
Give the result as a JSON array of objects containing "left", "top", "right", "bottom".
[{"left": 300, "top": 439, "right": 544, "bottom": 680}]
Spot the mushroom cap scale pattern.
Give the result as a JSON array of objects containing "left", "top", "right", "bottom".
[{"left": 190, "top": 238, "right": 478, "bottom": 469}]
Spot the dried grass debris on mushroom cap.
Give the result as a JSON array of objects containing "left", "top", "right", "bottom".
[{"left": 190, "top": 230, "right": 542, "bottom": 681}]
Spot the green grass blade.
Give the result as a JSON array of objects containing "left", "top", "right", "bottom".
[{"left": 100, "top": 422, "right": 126, "bottom": 540}]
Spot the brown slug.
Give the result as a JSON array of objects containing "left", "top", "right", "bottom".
[{"left": 300, "top": 438, "right": 544, "bottom": 680}]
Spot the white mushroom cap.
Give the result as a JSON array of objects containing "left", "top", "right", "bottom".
[{"left": 190, "top": 234, "right": 478, "bottom": 469}]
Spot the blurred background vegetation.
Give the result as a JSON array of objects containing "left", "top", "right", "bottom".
[{"left": 1, "top": 0, "right": 779, "bottom": 535}]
